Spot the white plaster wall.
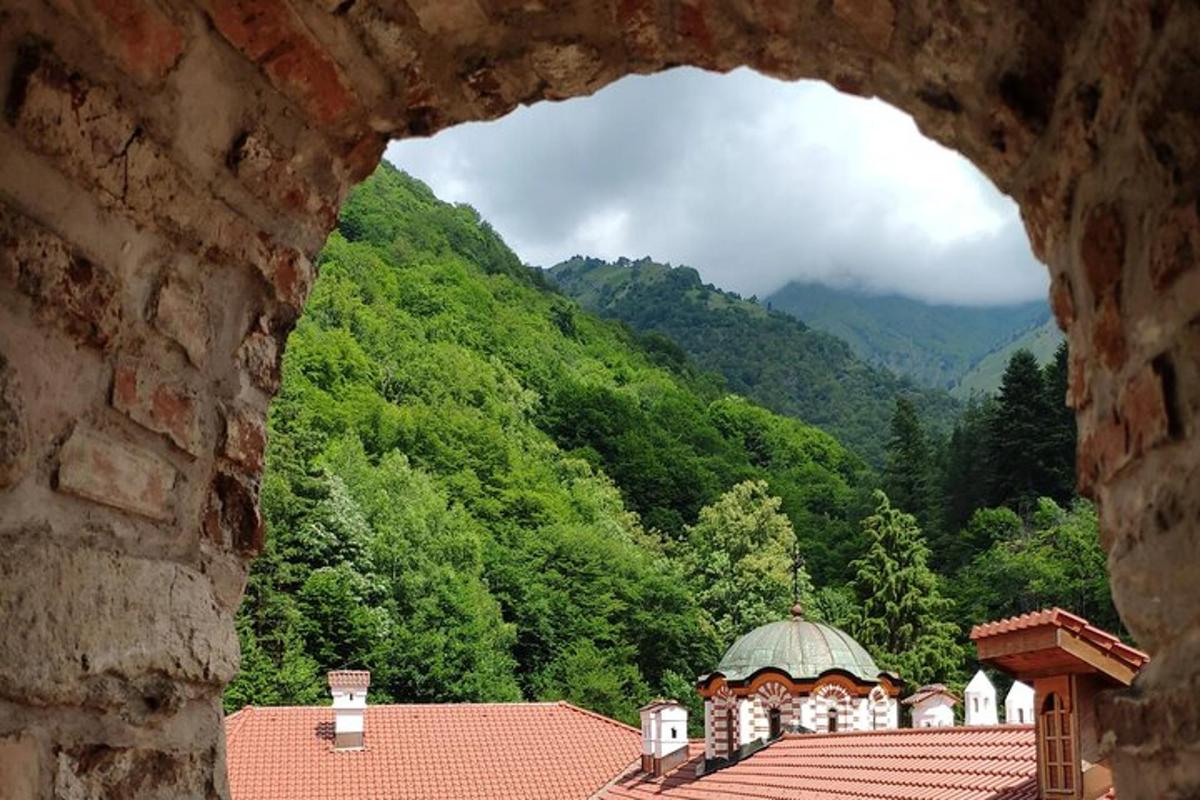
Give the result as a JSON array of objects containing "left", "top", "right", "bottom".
[{"left": 911, "top": 700, "right": 956, "bottom": 728}]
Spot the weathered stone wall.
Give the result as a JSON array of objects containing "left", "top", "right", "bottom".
[{"left": 0, "top": 1, "right": 1196, "bottom": 797}]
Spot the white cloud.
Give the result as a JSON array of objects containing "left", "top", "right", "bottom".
[{"left": 385, "top": 67, "right": 1048, "bottom": 306}]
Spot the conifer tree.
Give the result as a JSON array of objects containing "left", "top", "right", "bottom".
[
  {"left": 882, "top": 397, "right": 937, "bottom": 533},
  {"left": 988, "top": 349, "right": 1056, "bottom": 511},
  {"left": 849, "top": 491, "right": 962, "bottom": 686},
  {"left": 1041, "top": 341, "right": 1077, "bottom": 503}
]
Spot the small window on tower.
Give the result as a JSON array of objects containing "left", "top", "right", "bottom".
[
  {"left": 973, "top": 697, "right": 979, "bottom": 713},
  {"left": 827, "top": 708, "right": 838, "bottom": 733},
  {"left": 768, "top": 708, "right": 782, "bottom": 739},
  {"left": 670, "top": 727, "right": 677, "bottom": 739},
  {"left": 1019, "top": 708, "right": 1026, "bottom": 723}
]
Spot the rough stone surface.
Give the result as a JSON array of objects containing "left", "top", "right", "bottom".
[
  {"left": 153, "top": 278, "right": 211, "bottom": 369},
  {"left": 112, "top": 361, "right": 203, "bottom": 456},
  {"left": 0, "top": 2, "right": 1199, "bottom": 798},
  {"left": 0, "top": 734, "right": 40, "bottom": 800},
  {"left": 56, "top": 427, "right": 177, "bottom": 521}
]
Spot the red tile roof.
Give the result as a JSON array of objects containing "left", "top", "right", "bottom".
[
  {"left": 602, "top": 726, "right": 1039, "bottom": 800},
  {"left": 224, "top": 702, "right": 641, "bottom": 800},
  {"left": 970, "top": 608, "right": 1149, "bottom": 672},
  {"left": 326, "top": 670, "right": 371, "bottom": 689},
  {"left": 901, "top": 683, "right": 959, "bottom": 706}
]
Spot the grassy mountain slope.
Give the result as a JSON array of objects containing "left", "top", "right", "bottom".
[
  {"left": 229, "top": 164, "right": 876, "bottom": 722},
  {"left": 766, "top": 280, "right": 1050, "bottom": 391},
  {"left": 548, "top": 257, "right": 959, "bottom": 467},
  {"left": 951, "top": 317, "right": 1064, "bottom": 399}
]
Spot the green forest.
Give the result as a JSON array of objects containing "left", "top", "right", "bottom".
[
  {"left": 549, "top": 257, "right": 960, "bottom": 466},
  {"left": 226, "top": 164, "right": 1120, "bottom": 726}
]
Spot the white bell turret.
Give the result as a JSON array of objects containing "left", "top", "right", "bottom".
[{"left": 964, "top": 670, "right": 998, "bottom": 726}]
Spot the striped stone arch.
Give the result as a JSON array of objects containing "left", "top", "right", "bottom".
[
  {"left": 869, "top": 685, "right": 891, "bottom": 730},
  {"left": 711, "top": 685, "right": 739, "bottom": 757},
  {"left": 811, "top": 682, "right": 855, "bottom": 732},
  {"left": 752, "top": 681, "right": 794, "bottom": 739}
]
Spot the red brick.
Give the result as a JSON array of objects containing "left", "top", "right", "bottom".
[
  {"left": 204, "top": 0, "right": 359, "bottom": 125},
  {"left": 1080, "top": 204, "right": 1125, "bottom": 302},
  {"left": 1092, "top": 293, "right": 1127, "bottom": 371},
  {"left": 1120, "top": 363, "right": 1171, "bottom": 459},
  {"left": 153, "top": 278, "right": 211, "bottom": 368},
  {"left": 57, "top": 427, "right": 176, "bottom": 521},
  {"left": 49, "top": 0, "right": 184, "bottom": 84},
  {"left": 223, "top": 404, "right": 266, "bottom": 470},
  {"left": 111, "top": 361, "right": 203, "bottom": 456},
  {"left": 1077, "top": 412, "right": 1127, "bottom": 495},
  {"left": 1049, "top": 272, "right": 1076, "bottom": 330}
]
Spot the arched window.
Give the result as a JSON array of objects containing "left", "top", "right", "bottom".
[
  {"left": 725, "top": 707, "right": 737, "bottom": 756},
  {"left": 768, "top": 708, "right": 782, "bottom": 739},
  {"left": 1040, "top": 692, "right": 1074, "bottom": 794},
  {"left": 827, "top": 707, "right": 839, "bottom": 732}
]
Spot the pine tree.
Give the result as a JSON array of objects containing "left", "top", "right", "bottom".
[
  {"left": 988, "top": 349, "right": 1055, "bottom": 512},
  {"left": 882, "top": 397, "right": 937, "bottom": 533},
  {"left": 849, "top": 491, "right": 962, "bottom": 686},
  {"left": 1041, "top": 341, "right": 1077, "bottom": 503}
]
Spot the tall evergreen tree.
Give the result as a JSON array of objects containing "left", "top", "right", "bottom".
[
  {"left": 849, "top": 491, "right": 962, "bottom": 686},
  {"left": 1042, "top": 341, "right": 1077, "bottom": 503},
  {"left": 937, "top": 396, "right": 997, "bottom": 548},
  {"left": 882, "top": 397, "right": 937, "bottom": 534},
  {"left": 988, "top": 349, "right": 1055, "bottom": 512}
]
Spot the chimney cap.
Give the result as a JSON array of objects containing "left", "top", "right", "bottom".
[{"left": 328, "top": 670, "right": 371, "bottom": 690}]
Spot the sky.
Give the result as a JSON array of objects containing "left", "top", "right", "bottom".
[{"left": 385, "top": 67, "right": 1048, "bottom": 307}]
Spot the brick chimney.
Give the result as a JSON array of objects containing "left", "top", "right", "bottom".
[
  {"left": 640, "top": 699, "right": 689, "bottom": 777},
  {"left": 971, "top": 609, "right": 1148, "bottom": 800},
  {"left": 328, "top": 671, "right": 371, "bottom": 750}
]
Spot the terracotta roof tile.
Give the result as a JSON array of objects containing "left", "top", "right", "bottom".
[
  {"left": 601, "top": 725, "right": 1040, "bottom": 800},
  {"left": 225, "top": 702, "right": 640, "bottom": 800},
  {"left": 901, "top": 683, "right": 960, "bottom": 706},
  {"left": 969, "top": 608, "right": 1149, "bottom": 672},
  {"left": 326, "top": 670, "right": 371, "bottom": 689}
]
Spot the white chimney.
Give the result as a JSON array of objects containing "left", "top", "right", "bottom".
[
  {"left": 328, "top": 670, "right": 370, "bottom": 750},
  {"left": 640, "top": 700, "right": 689, "bottom": 777},
  {"left": 964, "top": 670, "right": 998, "bottom": 726},
  {"left": 1004, "top": 679, "right": 1034, "bottom": 725},
  {"left": 902, "top": 685, "right": 958, "bottom": 728}
]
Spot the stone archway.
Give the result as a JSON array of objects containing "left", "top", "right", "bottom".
[{"left": 0, "top": 2, "right": 1197, "bottom": 797}]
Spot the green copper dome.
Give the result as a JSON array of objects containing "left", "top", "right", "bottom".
[{"left": 714, "top": 607, "right": 881, "bottom": 683}]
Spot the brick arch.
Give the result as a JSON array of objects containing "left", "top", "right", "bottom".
[{"left": 0, "top": 2, "right": 1198, "bottom": 798}]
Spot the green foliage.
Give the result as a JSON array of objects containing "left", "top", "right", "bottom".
[
  {"left": 680, "top": 480, "right": 812, "bottom": 648},
  {"left": 881, "top": 397, "right": 938, "bottom": 536},
  {"left": 765, "top": 280, "right": 1054, "bottom": 393},
  {"left": 549, "top": 257, "right": 960, "bottom": 467},
  {"left": 229, "top": 163, "right": 873, "bottom": 723},
  {"left": 849, "top": 491, "right": 964, "bottom": 686},
  {"left": 951, "top": 498, "right": 1122, "bottom": 636}
]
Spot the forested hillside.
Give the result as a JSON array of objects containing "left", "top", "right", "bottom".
[
  {"left": 951, "top": 317, "right": 1064, "bottom": 398},
  {"left": 548, "top": 257, "right": 959, "bottom": 467},
  {"left": 228, "top": 165, "right": 880, "bottom": 723},
  {"left": 766, "top": 280, "right": 1051, "bottom": 392},
  {"left": 228, "top": 164, "right": 1123, "bottom": 727}
]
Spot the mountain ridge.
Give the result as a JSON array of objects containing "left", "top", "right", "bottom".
[{"left": 548, "top": 256, "right": 960, "bottom": 467}]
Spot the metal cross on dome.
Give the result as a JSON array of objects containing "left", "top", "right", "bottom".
[{"left": 791, "top": 544, "right": 806, "bottom": 616}]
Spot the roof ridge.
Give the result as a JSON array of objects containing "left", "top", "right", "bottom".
[
  {"left": 223, "top": 705, "right": 254, "bottom": 741},
  {"left": 557, "top": 701, "right": 642, "bottom": 735}
]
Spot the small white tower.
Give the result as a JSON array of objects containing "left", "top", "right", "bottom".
[
  {"left": 1005, "top": 679, "right": 1035, "bottom": 724},
  {"left": 964, "top": 670, "right": 998, "bottom": 726},
  {"left": 328, "top": 670, "right": 371, "bottom": 749},
  {"left": 640, "top": 699, "right": 689, "bottom": 777},
  {"left": 903, "top": 685, "right": 958, "bottom": 728}
]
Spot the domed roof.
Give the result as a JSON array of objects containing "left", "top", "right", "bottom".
[{"left": 714, "top": 607, "right": 882, "bottom": 683}]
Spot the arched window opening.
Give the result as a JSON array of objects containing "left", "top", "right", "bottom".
[
  {"left": 1040, "top": 692, "right": 1074, "bottom": 794},
  {"left": 725, "top": 707, "right": 737, "bottom": 756},
  {"left": 768, "top": 708, "right": 782, "bottom": 739},
  {"left": 827, "top": 708, "right": 839, "bottom": 733}
]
